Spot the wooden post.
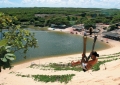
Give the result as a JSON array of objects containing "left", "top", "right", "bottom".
[
  {"left": 87, "top": 35, "right": 97, "bottom": 61},
  {"left": 83, "top": 36, "right": 87, "bottom": 55},
  {"left": 82, "top": 35, "right": 87, "bottom": 62}
]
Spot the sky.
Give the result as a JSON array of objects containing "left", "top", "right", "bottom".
[{"left": 0, "top": 0, "right": 120, "bottom": 9}]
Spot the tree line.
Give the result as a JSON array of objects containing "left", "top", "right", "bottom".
[{"left": 0, "top": 7, "right": 120, "bottom": 30}]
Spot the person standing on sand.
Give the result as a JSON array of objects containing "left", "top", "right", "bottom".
[
  {"left": 89, "top": 27, "right": 93, "bottom": 36},
  {"left": 71, "top": 51, "right": 99, "bottom": 72}
]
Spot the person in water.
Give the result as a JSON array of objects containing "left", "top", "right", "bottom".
[{"left": 71, "top": 51, "right": 99, "bottom": 72}]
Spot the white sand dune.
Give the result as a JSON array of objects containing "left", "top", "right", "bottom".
[{"left": 0, "top": 28, "right": 120, "bottom": 85}]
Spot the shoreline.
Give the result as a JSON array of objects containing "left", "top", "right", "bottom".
[
  {"left": 12, "top": 27, "right": 116, "bottom": 65},
  {"left": 2, "top": 27, "right": 119, "bottom": 67},
  {"left": 13, "top": 44, "right": 111, "bottom": 66},
  {"left": 13, "top": 27, "right": 111, "bottom": 65},
  {"left": 13, "top": 29, "right": 111, "bottom": 65}
]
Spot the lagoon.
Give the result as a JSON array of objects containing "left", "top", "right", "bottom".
[{"left": 14, "top": 31, "right": 110, "bottom": 63}]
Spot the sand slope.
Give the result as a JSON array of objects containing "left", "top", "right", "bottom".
[{"left": 0, "top": 27, "right": 120, "bottom": 85}]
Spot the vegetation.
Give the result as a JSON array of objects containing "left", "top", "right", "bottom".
[
  {"left": 30, "top": 62, "right": 82, "bottom": 71},
  {"left": 0, "top": 7, "right": 120, "bottom": 30},
  {"left": 32, "top": 74, "right": 75, "bottom": 84},
  {"left": 29, "top": 52, "right": 120, "bottom": 72},
  {"left": 10, "top": 72, "right": 75, "bottom": 84},
  {"left": 92, "top": 58, "right": 119, "bottom": 71},
  {"left": 0, "top": 12, "right": 38, "bottom": 72},
  {"left": 42, "top": 57, "right": 120, "bottom": 72}
]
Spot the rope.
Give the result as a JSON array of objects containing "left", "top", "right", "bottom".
[{"left": 87, "top": 28, "right": 100, "bottom": 61}]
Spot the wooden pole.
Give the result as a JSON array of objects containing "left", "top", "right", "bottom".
[
  {"left": 83, "top": 36, "right": 87, "bottom": 55},
  {"left": 81, "top": 35, "right": 87, "bottom": 62},
  {"left": 87, "top": 35, "right": 97, "bottom": 61}
]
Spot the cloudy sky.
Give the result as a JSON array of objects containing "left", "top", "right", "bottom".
[{"left": 0, "top": 0, "right": 120, "bottom": 8}]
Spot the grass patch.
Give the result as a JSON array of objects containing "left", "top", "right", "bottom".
[
  {"left": 99, "top": 52, "right": 120, "bottom": 59},
  {"left": 92, "top": 58, "right": 119, "bottom": 71},
  {"left": 28, "top": 52, "right": 120, "bottom": 72},
  {"left": 42, "top": 63, "right": 83, "bottom": 72},
  {"left": 40, "top": 57, "right": 120, "bottom": 72},
  {"left": 15, "top": 73, "right": 75, "bottom": 84},
  {"left": 16, "top": 74, "right": 30, "bottom": 78},
  {"left": 32, "top": 74, "right": 75, "bottom": 84},
  {"left": 29, "top": 57, "right": 120, "bottom": 72}
]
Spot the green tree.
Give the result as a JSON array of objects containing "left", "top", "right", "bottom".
[
  {"left": 50, "top": 17, "right": 69, "bottom": 26},
  {"left": 102, "top": 18, "right": 110, "bottom": 24},
  {"left": 110, "top": 15, "right": 120, "bottom": 24},
  {"left": 67, "top": 16, "right": 71, "bottom": 21},
  {"left": 90, "top": 13, "right": 97, "bottom": 18},
  {"left": 81, "top": 12, "right": 86, "bottom": 17},
  {"left": 80, "top": 17, "right": 88, "bottom": 24},
  {"left": 0, "top": 12, "right": 38, "bottom": 72},
  {"left": 84, "top": 20, "right": 96, "bottom": 29},
  {"left": 108, "top": 24, "right": 117, "bottom": 31}
]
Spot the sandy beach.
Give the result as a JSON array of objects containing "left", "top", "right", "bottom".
[{"left": 0, "top": 27, "right": 120, "bottom": 85}]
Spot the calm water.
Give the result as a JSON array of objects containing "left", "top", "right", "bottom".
[{"left": 13, "top": 31, "right": 110, "bottom": 63}]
